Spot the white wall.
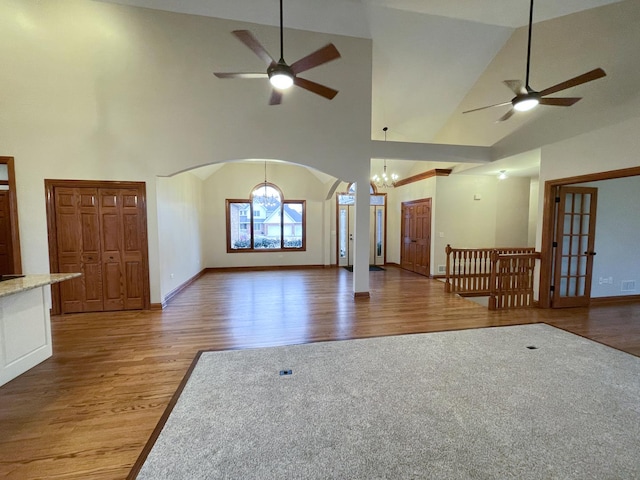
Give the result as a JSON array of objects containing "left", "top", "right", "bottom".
[
  {"left": 575, "top": 177, "right": 640, "bottom": 298},
  {"left": 433, "top": 175, "right": 498, "bottom": 271},
  {"left": 534, "top": 115, "right": 640, "bottom": 301},
  {"left": 203, "top": 162, "right": 329, "bottom": 268},
  {"left": 494, "top": 176, "right": 531, "bottom": 247},
  {"left": 0, "top": 0, "right": 373, "bottom": 303},
  {"left": 537, "top": 115, "right": 640, "bottom": 251},
  {"left": 156, "top": 172, "right": 206, "bottom": 300},
  {"left": 528, "top": 179, "right": 539, "bottom": 247},
  {"left": 383, "top": 173, "right": 531, "bottom": 274},
  {"left": 385, "top": 177, "right": 437, "bottom": 267}
]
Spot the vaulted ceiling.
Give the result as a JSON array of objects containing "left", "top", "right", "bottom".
[{"left": 100, "top": 0, "right": 639, "bottom": 178}]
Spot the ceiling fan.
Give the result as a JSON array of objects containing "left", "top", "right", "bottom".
[
  {"left": 463, "top": 0, "right": 606, "bottom": 122},
  {"left": 213, "top": 0, "right": 341, "bottom": 105}
]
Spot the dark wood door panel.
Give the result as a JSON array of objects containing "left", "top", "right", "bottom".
[
  {"left": 0, "top": 192, "right": 13, "bottom": 274},
  {"left": 401, "top": 199, "right": 431, "bottom": 277},
  {"left": 47, "top": 181, "right": 150, "bottom": 314}
]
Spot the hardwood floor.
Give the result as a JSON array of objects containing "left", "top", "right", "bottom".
[{"left": 1, "top": 266, "right": 639, "bottom": 479}]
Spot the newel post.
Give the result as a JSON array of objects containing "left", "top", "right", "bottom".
[{"left": 445, "top": 244, "right": 452, "bottom": 293}]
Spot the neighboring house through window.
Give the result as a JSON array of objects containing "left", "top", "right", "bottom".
[{"left": 226, "top": 183, "right": 306, "bottom": 252}]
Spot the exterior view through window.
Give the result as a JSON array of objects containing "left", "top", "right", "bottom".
[{"left": 227, "top": 183, "right": 305, "bottom": 252}]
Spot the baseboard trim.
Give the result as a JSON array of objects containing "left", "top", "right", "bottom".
[
  {"left": 149, "top": 303, "right": 163, "bottom": 310},
  {"left": 161, "top": 269, "right": 208, "bottom": 309},
  {"left": 204, "top": 265, "right": 326, "bottom": 273},
  {"left": 354, "top": 291, "right": 370, "bottom": 299},
  {"left": 590, "top": 294, "right": 640, "bottom": 306}
]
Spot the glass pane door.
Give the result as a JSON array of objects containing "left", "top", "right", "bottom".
[{"left": 552, "top": 186, "right": 598, "bottom": 307}]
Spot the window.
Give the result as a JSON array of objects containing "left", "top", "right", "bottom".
[{"left": 226, "top": 183, "right": 306, "bottom": 252}]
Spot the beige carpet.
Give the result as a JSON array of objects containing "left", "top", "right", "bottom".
[{"left": 130, "top": 324, "right": 640, "bottom": 479}]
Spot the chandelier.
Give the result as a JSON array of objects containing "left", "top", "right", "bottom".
[
  {"left": 371, "top": 127, "right": 399, "bottom": 188},
  {"left": 254, "top": 161, "right": 280, "bottom": 208}
]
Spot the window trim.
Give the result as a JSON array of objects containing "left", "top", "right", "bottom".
[{"left": 226, "top": 198, "right": 306, "bottom": 253}]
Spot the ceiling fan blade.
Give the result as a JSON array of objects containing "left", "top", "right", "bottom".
[
  {"left": 232, "top": 30, "right": 276, "bottom": 66},
  {"left": 496, "top": 109, "right": 516, "bottom": 122},
  {"left": 214, "top": 72, "right": 268, "bottom": 79},
  {"left": 290, "top": 44, "right": 341, "bottom": 75},
  {"left": 503, "top": 80, "right": 526, "bottom": 95},
  {"left": 294, "top": 77, "right": 338, "bottom": 100},
  {"left": 269, "top": 90, "right": 283, "bottom": 105},
  {"left": 463, "top": 101, "right": 512, "bottom": 114},
  {"left": 539, "top": 97, "right": 582, "bottom": 107},
  {"left": 538, "top": 68, "right": 606, "bottom": 97}
]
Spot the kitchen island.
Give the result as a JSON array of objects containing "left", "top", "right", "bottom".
[{"left": 0, "top": 273, "right": 80, "bottom": 387}]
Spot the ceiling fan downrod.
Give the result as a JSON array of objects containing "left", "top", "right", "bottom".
[
  {"left": 268, "top": 0, "right": 294, "bottom": 89},
  {"left": 525, "top": 0, "right": 534, "bottom": 90}
]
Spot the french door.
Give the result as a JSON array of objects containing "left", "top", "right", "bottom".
[
  {"left": 337, "top": 188, "right": 386, "bottom": 267},
  {"left": 551, "top": 186, "right": 598, "bottom": 308}
]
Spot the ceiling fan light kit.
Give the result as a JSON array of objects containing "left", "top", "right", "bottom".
[
  {"left": 513, "top": 93, "right": 540, "bottom": 112},
  {"left": 268, "top": 62, "right": 294, "bottom": 90},
  {"left": 213, "top": 0, "right": 341, "bottom": 104},
  {"left": 463, "top": 0, "right": 606, "bottom": 122}
]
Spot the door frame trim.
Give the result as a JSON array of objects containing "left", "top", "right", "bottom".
[
  {"left": 334, "top": 186, "right": 387, "bottom": 267},
  {"left": 0, "top": 157, "right": 22, "bottom": 273},
  {"left": 45, "top": 179, "right": 151, "bottom": 314},
  {"left": 539, "top": 166, "right": 640, "bottom": 308}
]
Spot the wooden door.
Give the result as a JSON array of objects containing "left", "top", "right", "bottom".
[
  {"left": 47, "top": 181, "right": 149, "bottom": 314},
  {"left": 0, "top": 157, "right": 21, "bottom": 275},
  {"left": 551, "top": 186, "right": 598, "bottom": 308},
  {"left": 401, "top": 204, "right": 416, "bottom": 271},
  {"left": 119, "top": 189, "right": 146, "bottom": 309},
  {"left": 401, "top": 198, "right": 431, "bottom": 276},
  {"left": 54, "top": 187, "right": 103, "bottom": 313},
  {"left": 0, "top": 192, "right": 14, "bottom": 274}
]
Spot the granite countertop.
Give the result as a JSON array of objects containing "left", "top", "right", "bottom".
[{"left": 0, "top": 273, "right": 82, "bottom": 299}]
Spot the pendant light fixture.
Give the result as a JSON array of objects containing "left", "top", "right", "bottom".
[
  {"left": 372, "top": 127, "right": 399, "bottom": 188},
  {"left": 255, "top": 161, "right": 280, "bottom": 208}
]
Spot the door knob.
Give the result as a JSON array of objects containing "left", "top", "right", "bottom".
[{"left": 584, "top": 251, "right": 597, "bottom": 256}]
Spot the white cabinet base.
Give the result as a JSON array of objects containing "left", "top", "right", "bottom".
[{"left": 0, "top": 287, "right": 52, "bottom": 387}]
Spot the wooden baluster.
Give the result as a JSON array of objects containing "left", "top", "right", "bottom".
[
  {"left": 445, "top": 244, "right": 452, "bottom": 293},
  {"left": 489, "top": 251, "right": 498, "bottom": 310}
]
